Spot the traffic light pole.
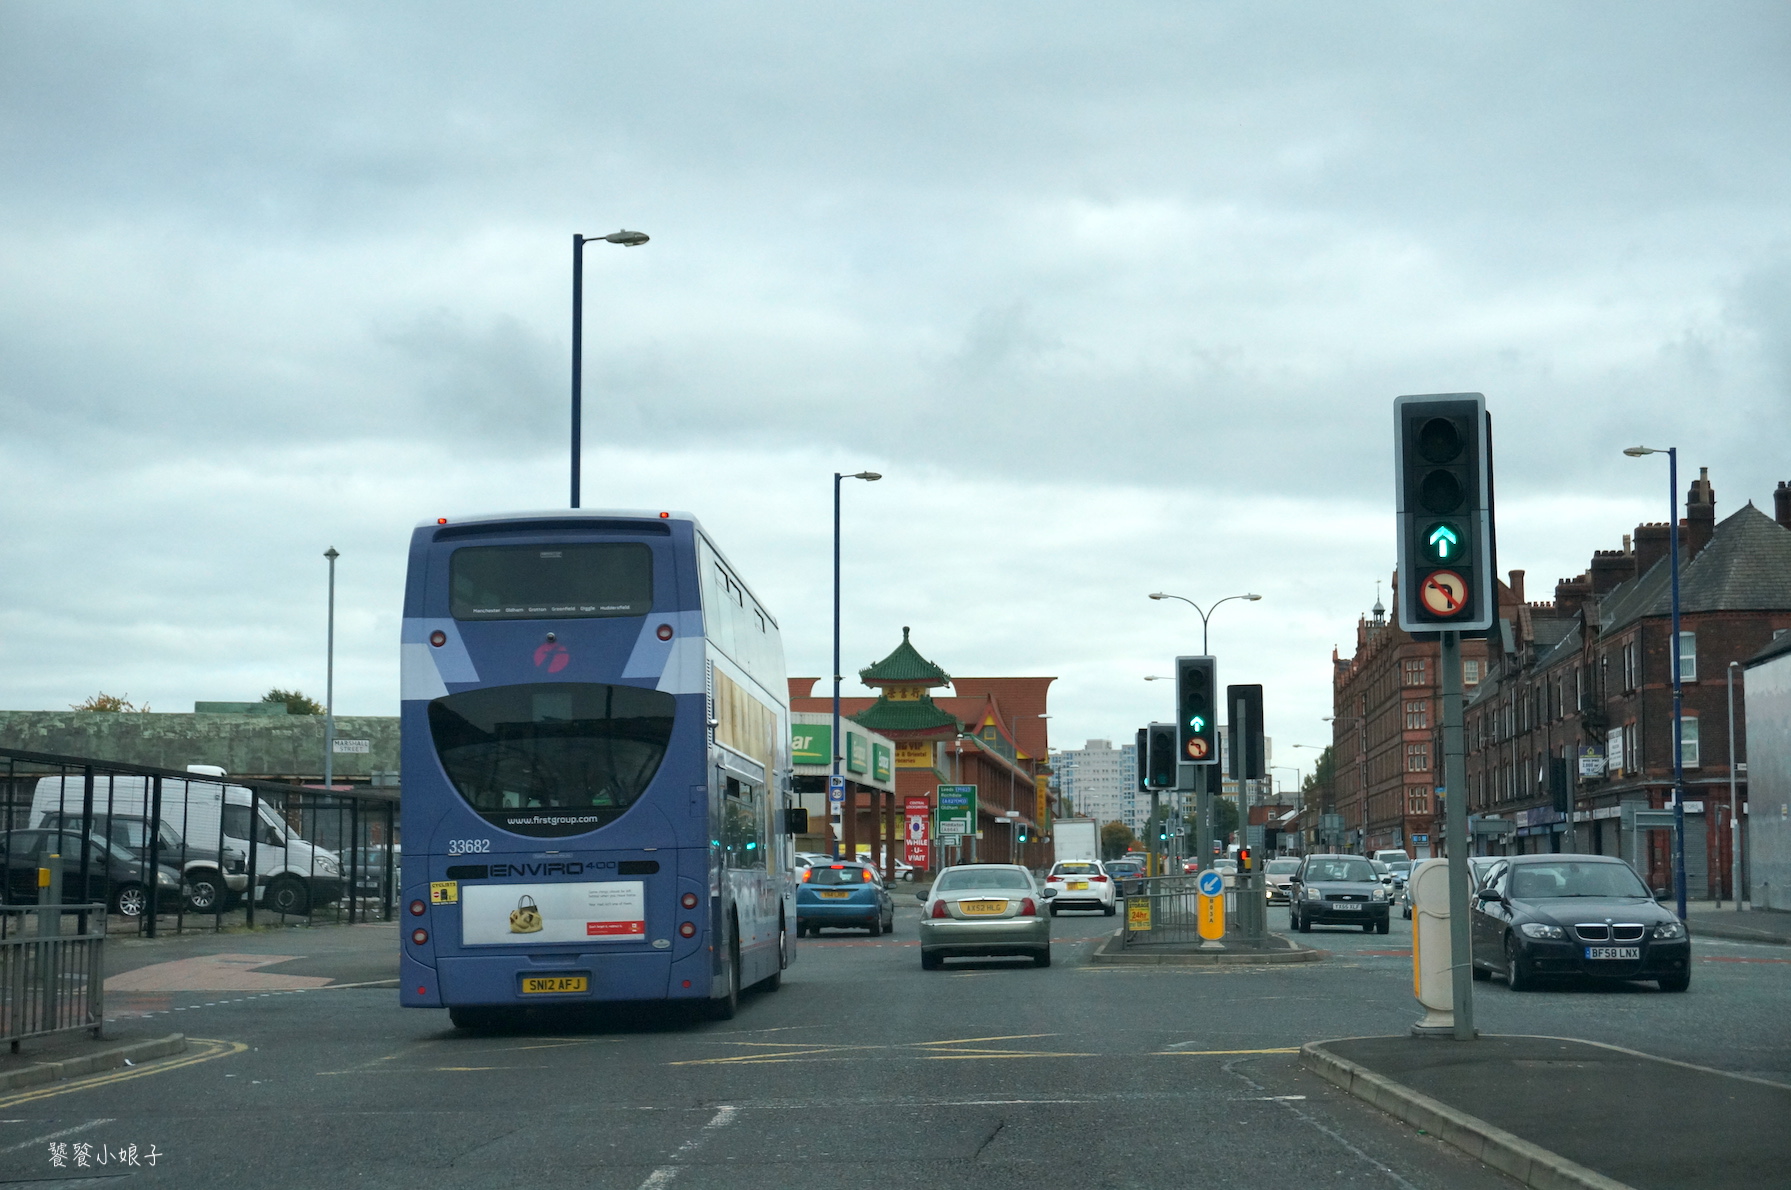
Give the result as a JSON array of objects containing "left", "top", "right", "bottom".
[{"left": 1441, "top": 630, "right": 1475, "bottom": 1040}]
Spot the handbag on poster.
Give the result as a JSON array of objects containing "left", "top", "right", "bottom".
[{"left": 509, "top": 894, "right": 544, "bottom": 934}]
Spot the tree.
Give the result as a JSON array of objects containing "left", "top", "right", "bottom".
[
  {"left": 1213, "top": 795, "right": 1239, "bottom": 843},
  {"left": 1099, "top": 821, "right": 1136, "bottom": 859},
  {"left": 263, "top": 689, "right": 324, "bottom": 715},
  {"left": 71, "top": 692, "right": 149, "bottom": 712},
  {"left": 1302, "top": 745, "right": 1336, "bottom": 808}
]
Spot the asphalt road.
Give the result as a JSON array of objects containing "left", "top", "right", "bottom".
[{"left": 0, "top": 900, "right": 1785, "bottom": 1189}]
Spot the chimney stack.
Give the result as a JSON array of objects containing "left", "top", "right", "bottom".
[
  {"left": 1776, "top": 480, "right": 1791, "bottom": 530},
  {"left": 1633, "top": 523, "right": 1671, "bottom": 576},
  {"left": 1684, "top": 467, "right": 1716, "bottom": 558},
  {"left": 1589, "top": 548, "right": 1636, "bottom": 594},
  {"left": 1554, "top": 574, "right": 1592, "bottom": 619},
  {"left": 1508, "top": 569, "right": 1526, "bottom": 604}
]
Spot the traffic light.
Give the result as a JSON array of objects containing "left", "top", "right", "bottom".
[
  {"left": 1145, "top": 723, "right": 1178, "bottom": 788},
  {"left": 1135, "top": 728, "right": 1150, "bottom": 793},
  {"left": 1226, "top": 684, "right": 1264, "bottom": 782},
  {"left": 1175, "top": 656, "right": 1219, "bottom": 765},
  {"left": 1395, "top": 393, "right": 1495, "bottom": 633},
  {"left": 1237, "top": 847, "right": 1252, "bottom": 872}
]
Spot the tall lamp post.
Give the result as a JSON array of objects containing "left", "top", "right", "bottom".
[
  {"left": 832, "top": 470, "right": 882, "bottom": 859},
  {"left": 570, "top": 229, "right": 650, "bottom": 508},
  {"left": 323, "top": 547, "right": 339, "bottom": 791},
  {"left": 1728, "top": 661, "right": 1743, "bottom": 912},
  {"left": 1624, "top": 445, "right": 1687, "bottom": 921},
  {"left": 1147, "top": 591, "right": 1262, "bottom": 653}
]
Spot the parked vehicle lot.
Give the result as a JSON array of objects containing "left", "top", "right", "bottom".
[{"left": 0, "top": 828, "right": 186, "bottom": 917}]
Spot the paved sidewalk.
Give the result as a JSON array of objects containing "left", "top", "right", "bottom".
[
  {"left": 1307, "top": 1034, "right": 1790, "bottom": 1190},
  {"left": 1687, "top": 904, "right": 1791, "bottom": 946}
]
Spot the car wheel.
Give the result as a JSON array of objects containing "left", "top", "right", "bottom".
[
  {"left": 1504, "top": 934, "right": 1533, "bottom": 992},
  {"left": 1103, "top": 904, "right": 1116, "bottom": 917},
  {"left": 111, "top": 882, "right": 149, "bottom": 919},
  {"left": 867, "top": 915, "right": 882, "bottom": 937},
  {"left": 265, "top": 875, "right": 310, "bottom": 916},
  {"left": 921, "top": 950, "right": 943, "bottom": 971},
  {"left": 1048, "top": 905, "right": 1059, "bottom": 917},
  {"left": 1295, "top": 910, "right": 1311, "bottom": 933},
  {"left": 1033, "top": 947, "right": 1051, "bottom": 968},
  {"left": 1362, "top": 922, "right": 1374, "bottom": 933},
  {"left": 1376, "top": 918, "right": 1390, "bottom": 935},
  {"left": 1402, "top": 906, "right": 1412, "bottom": 919},
  {"left": 1657, "top": 971, "right": 1690, "bottom": 993},
  {"left": 185, "top": 870, "right": 225, "bottom": 914},
  {"left": 1471, "top": 962, "right": 1492, "bottom": 982}
]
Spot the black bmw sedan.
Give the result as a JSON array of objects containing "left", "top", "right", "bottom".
[{"left": 1469, "top": 854, "right": 1691, "bottom": 992}]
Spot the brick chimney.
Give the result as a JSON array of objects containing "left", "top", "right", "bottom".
[
  {"left": 1633, "top": 523, "right": 1671, "bottom": 576},
  {"left": 1684, "top": 467, "right": 1716, "bottom": 558},
  {"left": 1589, "top": 547, "right": 1636, "bottom": 594},
  {"left": 1507, "top": 569, "right": 1526, "bottom": 603},
  {"left": 1776, "top": 480, "right": 1791, "bottom": 530},
  {"left": 1554, "top": 574, "right": 1592, "bottom": 618}
]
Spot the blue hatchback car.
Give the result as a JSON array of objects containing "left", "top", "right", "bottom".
[{"left": 796, "top": 862, "right": 895, "bottom": 937}]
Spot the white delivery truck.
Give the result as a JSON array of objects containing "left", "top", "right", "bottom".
[
  {"left": 1053, "top": 818, "right": 1099, "bottom": 866},
  {"left": 33, "top": 767, "right": 343, "bottom": 915}
]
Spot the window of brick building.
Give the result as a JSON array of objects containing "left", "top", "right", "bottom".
[
  {"left": 1404, "top": 700, "right": 1429, "bottom": 730},
  {"left": 1622, "top": 637, "right": 1638, "bottom": 691},
  {"left": 1678, "top": 632, "right": 1697, "bottom": 683},
  {"left": 1406, "top": 742, "right": 1430, "bottom": 772},
  {"left": 1679, "top": 715, "right": 1699, "bottom": 768},
  {"left": 1406, "top": 789, "right": 1430, "bottom": 815},
  {"left": 1464, "top": 659, "right": 1481, "bottom": 686},
  {"left": 1402, "top": 658, "right": 1428, "bottom": 686}
]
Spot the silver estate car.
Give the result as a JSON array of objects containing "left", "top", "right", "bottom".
[{"left": 917, "top": 864, "right": 1054, "bottom": 969}]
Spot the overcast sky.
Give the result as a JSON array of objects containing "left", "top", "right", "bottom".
[{"left": 3, "top": 2, "right": 1788, "bottom": 783}]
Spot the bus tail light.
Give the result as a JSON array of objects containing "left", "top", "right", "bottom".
[
  {"left": 1020, "top": 898, "right": 1037, "bottom": 917},
  {"left": 680, "top": 892, "right": 699, "bottom": 909},
  {"left": 679, "top": 921, "right": 697, "bottom": 938},
  {"left": 409, "top": 900, "right": 427, "bottom": 917},
  {"left": 657, "top": 623, "right": 674, "bottom": 641},
  {"left": 930, "top": 900, "right": 948, "bottom": 919},
  {"left": 429, "top": 631, "right": 446, "bottom": 647},
  {"left": 411, "top": 928, "right": 429, "bottom": 945}
]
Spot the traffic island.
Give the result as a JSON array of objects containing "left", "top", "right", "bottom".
[
  {"left": 0, "top": 1034, "right": 186, "bottom": 1093},
  {"left": 1089, "top": 930, "right": 1324, "bottom": 965},
  {"left": 1304, "top": 1034, "right": 1791, "bottom": 1190}
]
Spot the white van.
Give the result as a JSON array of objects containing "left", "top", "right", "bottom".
[{"left": 33, "top": 767, "right": 344, "bottom": 915}]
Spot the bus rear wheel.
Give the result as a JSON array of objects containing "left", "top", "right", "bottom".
[{"left": 706, "top": 921, "right": 740, "bottom": 1020}]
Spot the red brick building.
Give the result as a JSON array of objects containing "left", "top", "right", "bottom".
[
  {"left": 1463, "top": 472, "right": 1791, "bottom": 897},
  {"left": 790, "top": 628, "right": 1055, "bottom": 871}
]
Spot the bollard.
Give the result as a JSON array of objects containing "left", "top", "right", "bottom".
[
  {"left": 38, "top": 853, "right": 63, "bottom": 1035},
  {"left": 1409, "top": 858, "right": 1458, "bottom": 1036}
]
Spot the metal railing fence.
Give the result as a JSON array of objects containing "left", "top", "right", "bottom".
[
  {"left": 0, "top": 747, "right": 399, "bottom": 936},
  {"left": 0, "top": 906, "right": 104, "bottom": 1047},
  {"left": 1119, "top": 874, "right": 1208, "bottom": 947}
]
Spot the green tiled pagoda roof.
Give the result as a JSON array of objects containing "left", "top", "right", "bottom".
[
  {"left": 850, "top": 698, "right": 960, "bottom": 732},
  {"left": 858, "top": 627, "right": 952, "bottom": 686}
]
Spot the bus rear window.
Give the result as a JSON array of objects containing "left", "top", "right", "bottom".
[
  {"left": 427, "top": 682, "right": 676, "bottom": 838},
  {"left": 450, "top": 543, "right": 653, "bottom": 620}
]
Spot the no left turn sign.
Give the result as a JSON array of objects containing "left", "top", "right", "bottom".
[{"left": 1419, "top": 570, "right": 1468, "bottom": 617}]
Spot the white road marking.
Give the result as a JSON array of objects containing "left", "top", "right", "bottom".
[
  {"left": 0, "top": 1117, "right": 112, "bottom": 1156},
  {"left": 636, "top": 1104, "right": 739, "bottom": 1189}
]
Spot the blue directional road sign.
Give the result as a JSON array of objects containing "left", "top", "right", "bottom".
[{"left": 1197, "top": 869, "right": 1224, "bottom": 897}]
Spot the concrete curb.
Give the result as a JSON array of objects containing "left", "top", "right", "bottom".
[
  {"left": 0, "top": 1034, "right": 187, "bottom": 1092},
  {"left": 1301, "top": 1039, "right": 1632, "bottom": 1190},
  {"left": 1089, "top": 930, "right": 1324, "bottom": 966},
  {"left": 1688, "top": 919, "right": 1791, "bottom": 947}
]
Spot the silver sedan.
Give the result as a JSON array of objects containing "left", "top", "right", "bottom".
[{"left": 917, "top": 864, "right": 1053, "bottom": 969}]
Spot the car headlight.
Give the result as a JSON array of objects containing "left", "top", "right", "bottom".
[
  {"left": 317, "top": 858, "right": 340, "bottom": 876},
  {"left": 1372, "top": 887, "right": 1389, "bottom": 901},
  {"left": 1304, "top": 886, "right": 1322, "bottom": 901},
  {"left": 1519, "top": 922, "right": 1566, "bottom": 940},
  {"left": 1652, "top": 920, "right": 1686, "bottom": 940},
  {"left": 156, "top": 870, "right": 179, "bottom": 888}
]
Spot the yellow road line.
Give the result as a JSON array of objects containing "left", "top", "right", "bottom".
[
  {"left": 1153, "top": 1047, "right": 1301, "bottom": 1056},
  {"left": 0, "top": 1038, "right": 246, "bottom": 1109}
]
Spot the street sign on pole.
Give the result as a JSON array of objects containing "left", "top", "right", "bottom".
[
  {"left": 1196, "top": 869, "right": 1225, "bottom": 940},
  {"left": 828, "top": 775, "right": 846, "bottom": 803}
]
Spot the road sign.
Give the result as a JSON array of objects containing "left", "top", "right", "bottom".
[
  {"left": 828, "top": 775, "right": 846, "bottom": 803},
  {"left": 1126, "top": 898, "right": 1152, "bottom": 931},
  {"left": 1196, "top": 869, "right": 1225, "bottom": 940},
  {"left": 1418, "top": 569, "right": 1468, "bottom": 617}
]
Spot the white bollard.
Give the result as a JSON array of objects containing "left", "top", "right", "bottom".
[{"left": 1409, "top": 859, "right": 1455, "bottom": 1035}]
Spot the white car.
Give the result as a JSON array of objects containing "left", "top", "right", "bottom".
[{"left": 1041, "top": 860, "right": 1117, "bottom": 915}]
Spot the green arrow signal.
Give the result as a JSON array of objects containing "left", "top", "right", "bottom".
[
  {"left": 1429, "top": 524, "right": 1459, "bottom": 557},
  {"left": 1189, "top": 715, "right": 1207, "bottom": 732}
]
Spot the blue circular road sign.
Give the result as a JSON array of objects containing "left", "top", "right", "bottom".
[{"left": 1197, "top": 870, "right": 1224, "bottom": 897}]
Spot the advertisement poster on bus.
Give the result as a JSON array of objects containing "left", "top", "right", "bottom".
[
  {"left": 460, "top": 881, "right": 646, "bottom": 946},
  {"left": 904, "top": 796, "right": 931, "bottom": 868}
]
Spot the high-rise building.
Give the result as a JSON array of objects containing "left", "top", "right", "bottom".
[{"left": 1050, "top": 739, "right": 1144, "bottom": 834}]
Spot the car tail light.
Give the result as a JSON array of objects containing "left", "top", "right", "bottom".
[
  {"left": 411, "top": 928, "right": 428, "bottom": 945},
  {"left": 679, "top": 921, "right": 697, "bottom": 938},
  {"left": 1020, "top": 898, "right": 1037, "bottom": 916},
  {"left": 681, "top": 892, "right": 699, "bottom": 909},
  {"left": 930, "top": 900, "right": 948, "bottom": 919},
  {"left": 1091, "top": 876, "right": 1108, "bottom": 883},
  {"left": 408, "top": 899, "right": 427, "bottom": 917},
  {"left": 799, "top": 868, "right": 812, "bottom": 883}
]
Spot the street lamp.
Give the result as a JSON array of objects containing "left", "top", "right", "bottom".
[
  {"left": 1624, "top": 444, "right": 1688, "bottom": 921},
  {"left": 833, "top": 470, "right": 882, "bottom": 859},
  {"left": 323, "top": 547, "right": 339, "bottom": 791},
  {"left": 570, "top": 229, "right": 650, "bottom": 508},
  {"left": 1728, "top": 661, "right": 1743, "bottom": 912},
  {"left": 1148, "top": 592, "right": 1262, "bottom": 653}
]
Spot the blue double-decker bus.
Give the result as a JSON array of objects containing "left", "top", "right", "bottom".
[{"left": 398, "top": 510, "right": 795, "bottom": 1026}]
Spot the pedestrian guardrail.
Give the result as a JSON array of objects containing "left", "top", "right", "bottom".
[
  {"left": 0, "top": 747, "right": 399, "bottom": 936},
  {"left": 0, "top": 905, "right": 104, "bottom": 1048},
  {"left": 1119, "top": 874, "right": 1206, "bottom": 947}
]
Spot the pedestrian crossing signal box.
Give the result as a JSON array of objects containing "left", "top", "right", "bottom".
[{"left": 1394, "top": 393, "right": 1495, "bottom": 634}]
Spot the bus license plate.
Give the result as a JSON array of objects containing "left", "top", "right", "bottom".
[
  {"left": 1584, "top": 946, "right": 1640, "bottom": 961},
  {"left": 819, "top": 891, "right": 851, "bottom": 899},
  {"left": 960, "top": 900, "right": 1007, "bottom": 915},
  {"left": 521, "top": 976, "right": 588, "bottom": 994}
]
